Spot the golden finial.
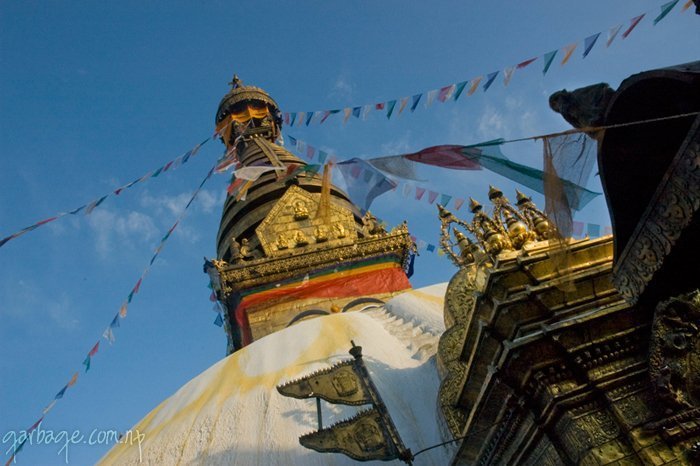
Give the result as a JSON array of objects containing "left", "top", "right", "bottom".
[
  {"left": 228, "top": 74, "right": 242, "bottom": 89},
  {"left": 437, "top": 204, "right": 452, "bottom": 218},
  {"left": 469, "top": 197, "right": 482, "bottom": 213},
  {"left": 515, "top": 190, "right": 530, "bottom": 205},
  {"left": 488, "top": 185, "right": 503, "bottom": 200}
]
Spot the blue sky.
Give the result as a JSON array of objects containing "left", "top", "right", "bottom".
[{"left": 1, "top": 1, "right": 698, "bottom": 464}]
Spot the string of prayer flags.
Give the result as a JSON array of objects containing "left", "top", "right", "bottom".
[
  {"left": 277, "top": 2, "right": 685, "bottom": 127},
  {"left": 0, "top": 136, "right": 212, "bottom": 250},
  {"left": 8, "top": 166, "right": 218, "bottom": 465}
]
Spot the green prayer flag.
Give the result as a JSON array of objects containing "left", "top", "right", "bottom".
[
  {"left": 654, "top": 0, "right": 679, "bottom": 24},
  {"left": 543, "top": 50, "right": 557, "bottom": 75},
  {"left": 386, "top": 100, "right": 397, "bottom": 119},
  {"left": 453, "top": 81, "right": 468, "bottom": 101},
  {"left": 83, "top": 355, "right": 91, "bottom": 372}
]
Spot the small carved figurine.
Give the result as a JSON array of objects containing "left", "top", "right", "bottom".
[
  {"left": 294, "top": 230, "right": 309, "bottom": 246},
  {"left": 240, "top": 238, "right": 256, "bottom": 259},
  {"left": 276, "top": 233, "right": 289, "bottom": 250},
  {"left": 333, "top": 223, "right": 347, "bottom": 239},
  {"left": 293, "top": 201, "right": 309, "bottom": 220},
  {"left": 229, "top": 237, "right": 243, "bottom": 263},
  {"left": 362, "top": 211, "right": 386, "bottom": 237},
  {"left": 314, "top": 224, "right": 329, "bottom": 242}
]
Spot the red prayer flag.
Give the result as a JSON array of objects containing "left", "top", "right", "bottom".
[
  {"left": 404, "top": 145, "right": 481, "bottom": 170},
  {"left": 428, "top": 191, "right": 439, "bottom": 204},
  {"left": 415, "top": 187, "right": 426, "bottom": 200},
  {"left": 88, "top": 342, "right": 100, "bottom": 356},
  {"left": 516, "top": 57, "right": 538, "bottom": 69},
  {"left": 375, "top": 103, "right": 385, "bottom": 110},
  {"left": 622, "top": 14, "right": 645, "bottom": 39}
]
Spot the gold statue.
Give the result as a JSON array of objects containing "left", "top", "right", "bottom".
[
  {"left": 276, "top": 233, "right": 290, "bottom": 250},
  {"left": 294, "top": 230, "right": 309, "bottom": 246},
  {"left": 333, "top": 223, "right": 347, "bottom": 239},
  {"left": 229, "top": 237, "right": 243, "bottom": 263},
  {"left": 240, "top": 238, "right": 256, "bottom": 259},
  {"left": 314, "top": 225, "right": 329, "bottom": 242},
  {"left": 362, "top": 211, "right": 386, "bottom": 237},
  {"left": 293, "top": 201, "right": 309, "bottom": 220}
]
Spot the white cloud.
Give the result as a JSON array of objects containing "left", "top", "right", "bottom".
[
  {"left": 87, "top": 209, "right": 157, "bottom": 257},
  {"left": 329, "top": 75, "right": 355, "bottom": 101}
]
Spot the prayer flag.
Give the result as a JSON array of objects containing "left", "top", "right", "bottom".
[
  {"left": 622, "top": 14, "right": 645, "bottom": 38},
  {"left": 402, "top": 183, "right": 412, "bottom": 197},
  {"left": 214, "top": 313, "right": 224, "bottom": 327},
  {"left": 561, "top": 43, "right": 577, "bottom": 65},
  {"left": 83, "top": 355, "right": 91, "bottom": 372},
  {"left": 583, "top": 33, "right": 601, "bottom": 58},
  {"left": 438, "top": 84, "right": 455, "bottom": 102},
  {"left": 386, "top": 100, "right": 397, "bottom": 119},
  {"left": 398, "top": 97, "right": 410, "bottom": 114},
  {"left": 404, "top": 145, "right": 481, "bottom": 170},
  {"left": 517, "top": 57, "right": 538, "bottom": 69},
  {"left": 234, "top": 166, "right": 286, "bottom": 181},
  {"left": 573, "top": 221, "right": 584, "bottom": 237},
  {"left": 503, "top": 67, "right": 515, "bottom": 86},
  {"left": 306, "top": 145, "right": 315, "bottom": 159},
  {"left": 89, "top": 342, "right": 99, "bottom": 356},
  {"left": 604, "top": 226, "right": 613, "bottom": 235},
  {"left": 119, "top": 303, "right": 128, "bottom": 318},
  {"left": 543, "top": 50, "right": 557, "bottom": 74},
  {"left": 336, "top": 158, "right": 397, "bottom": 210},
  {"left": 606, "top": 24, "right": 622, "bottom": 47},
  {"left": 682, "top": 0, "right": 694, "bottom": 11},
  {"left": 375, "top": 102, "right": 385, "bottom": 110},
  {"left": 587, "top": 223, "right": 601, "bottom": 237},
  {"left": 453, "top": 81, "right": 468, "bottom": 101},
  {"left": 654, "top": 0, "right": 679, "bottom": 24},
  {"left": 289, "top": 112, "right": 297, "bottom": 126},
  {"left": 428, "top": 191, "right": 439, "bottom": 204},
  {"left": 110, "top": 314, "right": 120, "bottom": 329},
  {"left": 361, "top": 104, "right": 372, "bottom": 120},
  {"left": 415, "top": 187, "right": 426, "bottom": 200},
  {"left": 42, "top": 400, "right": 57, "bottom": 415},
  {"left": 284, "top": 113, "right": 290, "bottom": 125},
  {"left": 288, "top": 135, "right": 297, "bottom": 146},
  {"left": 67, "top": 372, "right": 78, "bottom": 387},
  {"left": 483, "top": 71, "right": 499, "bottom": 91},
  {"left": 305, "top": 111, "right": 314, "bottom": 126},
  {"left": 28, "top": 417, "right": 44, "bottom": 433},
  {"left": 55, "top": 385, "right": 68, "bottom": 399},
  {"left": 210, "top": 291, "right": 217, "bottom": 302},
  {"left": 133, "top": 278, "right": 142, "bottom": 295},
  {"left": 320, "top": 110, "right": 331, "bottom": 124},
  {"left": 85, "top": 196, "right": 108, "bottom": 215},
  {"left": 151, "top": 166, "right": 163, "bottom": 178},
  {"left": 427, "top": 244, "right": 435, "bottom": 252},
  {"left": 343, "top": 108, "right": 352, "bottom": 124},
  {"left": 318, "top": 150, "right": 328, "bottom": 163},
  {"left": 454, "top": 198, "right": 465, "bottom": 210},
  {"left": 296, "top": 112, "right": 305, "bottom": 126},
  {"left": 440, "top": 194, "right": 452, "bottom": 206},
  {"left": 103, "top": 327, "right": 115, "bottom": 344},
  {"left": 410, "top": 94, "right": 422, "bottom": 112},
  {"left": 426, "top": 89, "right": 438, "bottom": 106},
  {"left": 352, "top": 107, "right": 361, "bottom": 118},
  {"left": 467, "top": 77, "right": 482, "bottom": 96},
  {"left": 437, "top": 248, "right": 445, "bottom": 256}
]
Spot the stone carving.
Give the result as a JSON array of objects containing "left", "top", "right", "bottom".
[
  {"left": 229, "top": 237, "right": 243, "bottom": 263},
  {"left": 362, "top": 211, "right": 386, "bottom": 237},
  {"left": 649, "top": 289, "right": 700, "bottom": 410}
]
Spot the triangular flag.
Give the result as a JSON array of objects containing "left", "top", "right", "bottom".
[
  {"left": 622, "top": 14, "right": 645, "bottom": 39},
  {"left": 426, "top": 89, "right": 438, "bottom": 107},
  {"left": 103, "top": 327, "right": 115, "bottom": 344},
  {"left": 682, "top": 0, "right": 694, "bottom": 11},
  {"left": 361, "top": 104, "right": 372, "bottom": 120},
  {"left": 352, "top": 107, "right": 361, "bottom": 118},
  {"left": 110, "top": 313, "right": 120, "bottom": 329},
  {"left": 402, "top": 183, "right": 413, "bottom": 198},
  {"left": 398, "top": 97, "right": 410, "bottom": 114},
  {"left": 561, "top": 43, "right": 577, "bottom": 65},
  {"left": 88, "top": 342, "right": 99, "bottom": 356},
  {"left": 67, "top": 372, "right": 78, "bottom": 387},
  {"left": 583, "top": 32, "right": 601, "bottom": 58},
  {"left": 438, "top": 84, "right": 456, "bottom": 102},
  {"left": 440, "top": 194, "right": 452, "bottom": 206},
  {"left": 297, "top": 112, "right": 306, "bottom": 126},
  {"left": 289, "top": 112, "right": 297, "bottom": 126},
  {"left": 55, "top": 385, "right": 68, "bottom": 399},
  {"left": 375, "top": 102, "right": 385, "bottom": 110},
  {"left": 543, "top": 50, "right": 557, "bottom": 75},
  {"left": 606, "top": 24, "right": 622, "bottom": 47},
  {"left": 343, "top": 108, "right": 352, "bottom": 124},
  {"left": 214, "top": 313, "right": 224, "bottom": 327},
  {"left": 427, "top": 191, "right": 439, "bottom": 204},
  {"left": 503, "top": 67, "right": 515, "bottom": 86},
  {"left": 83, "top": 355, "right": 91, "bottom": 372},
  {"left": 426, "top": 244, "right": 435, "bottom": 252},
  {"left": 132, "top": 278, "right": 142, "bottom": 295},
  {"left": 483, "top": 72, "right": 499, "bottom": 91},
  {"left": 305, "top": 111, "right": 314, "bottom": 126},
  {"left": 467, "top": 77, "right": 482, "bottom": 96},
  {"left": 119, "top": 302, "right": 128, "bottom": 318},
  {"left": 28, "top": 417, "right": 44, "bottom": 433},
  {"left": 410, "top": 94, "right": 422, "bottom": 112},
  {"left": 320, "top": 110, "right": 331, "bottom": 124},
  {"left": 517, "top": 57, "right": 538, "bottom": 69},
  {"left": 318, "top": 151, "right": 328, "bottom": 164},
  {"left": 284, "top": 113, "right": 290, "bottom": 125},
  {"left": 386, "top": 100, "right": 397, "bottom": 119},
  {"left": 306, "top": 145, "right": 315, "bottom": 159},
  {"left": 454, "top": 198, "right": 465, "bottom": 210},
  {"left": 415, "top": 187, "right": 426, "bottom": 200},
  {"left": 453, "top": 81, "right": 468, "bottom": 101},
  {"left": 42, "top": 400, "right": 57, "bottom": 415},
  {"left": 654, "top": 0, "right": 679, "bottom": 24}
]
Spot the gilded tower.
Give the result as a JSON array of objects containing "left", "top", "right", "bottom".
[{"left": 205, "top": 77, "right": 414, "bottom": 354}]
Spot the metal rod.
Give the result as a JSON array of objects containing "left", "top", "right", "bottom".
[{"left": 316, "top": 397, "right": 323, "bottom": 430}]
